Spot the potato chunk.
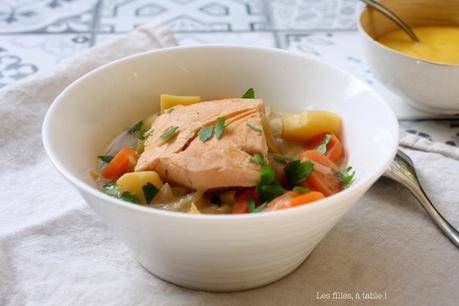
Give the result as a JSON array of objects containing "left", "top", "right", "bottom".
[
  {"left": 116, "top": 171, "right": 163, "bottom": 203},
  {"left": 282, "top": 111, "right": 342, "bottom": 142},
  {"left": 160, "top": 94, "right": 201, "bottom": 112}
]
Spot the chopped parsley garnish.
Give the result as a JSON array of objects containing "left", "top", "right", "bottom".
[
  {"left": 142, "top": 183, "right": 159, "bottom": 204},
  {"left": 98, "top": 155, "right": 113, "bottom": 163},
  {"left": 247, "top": 198, "right": 267, "bottom": 213},
  {"left": 292, "top": 186, "right": 311, "bottom": 194},
  {"left": 254, "top": 202, "right": 268, "bottom": 212},
  {"left": 284, "top": 160, "right": 314, "bottom": 186},
  {"left": 250, "top": 153, "right": 286, "bottom": 202},
  {"left": 250, "top": 153, "right": 265, "bottom": 165},
  {"left": 337, "top": 166, "right": 355, "bottom": 188},
  {"left": 139, "top": 130, "right": 153, "bottom": 141},
  {"left": 166, "top": 108, "right": 175, "bottom": 113},
  {"left": 103, "top": 182, "right": 142, "bottom": 204},
  {"left": 159, "top": 126, "right": 179, "bottom": 144},
  {"left": 247, "top": 121, "right": 261, "bottom": 133},
  {"left": 241, "top": 88, "right": 255, "bottom": 99},
  {"left": 128, "top": 121, "right": 143, "bottom": 134},
  {"left": 199, "top": 117, "right": 226, "bottom": 142},
  {"left": 316, "top": 134, "right": 332, "bottom": 154},
  {"left": 121, "top": 191, "right": 140, "bottom": 204},
  {"left": 199, "top": 125, "right": 214, "bottom": 142},
  {"left": 103, "top": 181, "right": 119, "bottom": 197},
  {"left": 247, "top": 198, "right": 256, "bottom": 212},
  {"left": 214, "top": 117, "right": 226, "bottom": 139}
]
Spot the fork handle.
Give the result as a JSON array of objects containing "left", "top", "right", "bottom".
[{"left": 385, "top": 164, "right": 459, "bottom": 248}]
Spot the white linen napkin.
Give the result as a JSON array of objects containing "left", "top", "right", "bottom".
[{"left": 1, "top": 24, "right": 458, "bottom": 306}]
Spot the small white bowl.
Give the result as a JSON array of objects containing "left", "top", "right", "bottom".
[
  {"left": 42, "top": 45, "right": 398, "bottom": 291},
  {"left": 358, "top": 0, "right": 459, "bottom": 114}
]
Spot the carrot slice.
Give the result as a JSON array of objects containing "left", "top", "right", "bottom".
[
  {"left": 268, "top": 191, "right": 324, "bottom": 211},
  {"left": 265, "top": 191, "right": 299, "bottom": 211},
  {"left": 325, "top": 134, "right": 344, "bottom": 165},
  {"left": 231, "top": 188, "right": 258, "bottom": 214},
  {"left": 298, "top": 150, "right": 338, "bottom": 170},
  {"left": 306, "top": 133, "right": 345, "bottom": 166},
  {"left": 286, "top": 191, "right": 325, "bottom": 207},
  {"left": 298, "top": 149, "right": 342, "bottom": 196},
  {"left": 305, "top": 132, "right": 329, "bottom": 148},
  {"left": 101, "top": 146, "right": 138, "bottom": 180},
  {"left": 301, "top": 171, "right": 341, "bottom": 197}
]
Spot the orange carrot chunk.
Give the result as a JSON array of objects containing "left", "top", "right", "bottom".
[
  {"left": 298, "top": 150, "right": 338, "bottom": 170},
  {"left": 101, "top": 146, "right": 138, "bottom": 180},
  {"left": 301, "top": 171, "right": 341, "bottom": 197},
  {"left": 298, "top": 149, "right": 342, "bottom": 196},
  {"left": 306, "top": 133, "right": 345, "bottom": 166},
  {"left": 268, "top": 191, "right": 324, "bottom": 211},
  {"left": 324, "top": 134, "right": 344, "bottom": 165},
  {"left": 265, "top": 191, "right": 298, "bottom": 211},
  {"left": 287, "top": 191, "right": 325, "bottom": 208},
  {"left": 231, "top": 188, "right": 257, "bottom": 214}
]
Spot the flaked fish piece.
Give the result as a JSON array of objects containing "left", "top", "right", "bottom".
[{"left": 135, "top": 98, "right": 268, "bottom": 190}]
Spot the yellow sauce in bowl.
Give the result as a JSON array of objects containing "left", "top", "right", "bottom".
[{"left": 377, "top": 26, "right": 459, "bottom": 65}]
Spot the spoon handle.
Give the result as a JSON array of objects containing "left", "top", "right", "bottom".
[
  {"left": 360, "top": 0, "right": 420, "bottom": 42},
  {"left": 385, "top": 155, "right": 459, "bottom": 248}
]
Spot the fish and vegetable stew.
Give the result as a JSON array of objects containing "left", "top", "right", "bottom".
[{"left": 94, "top": 89, "right": 354, "bottom": 214}]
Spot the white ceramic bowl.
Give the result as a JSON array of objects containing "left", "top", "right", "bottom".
[
  {"left": 42, "top": 45, "right": 398, "bottom": 291},
  {"left": 358, "top": 0, "right": 459, "bottom": 114}
]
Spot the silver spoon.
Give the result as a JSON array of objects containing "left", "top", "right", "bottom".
[
  {"left": 360, "top": 0, "right": 420, "bottom": 42},
  {"left": 384, "top": 150, "right": 459, "bottom": 247}
]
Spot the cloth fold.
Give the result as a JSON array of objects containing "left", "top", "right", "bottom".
[{"left": 1, "top": 24, "right": 458, "bottom": 306}]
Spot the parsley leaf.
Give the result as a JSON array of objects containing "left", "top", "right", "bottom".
[
  {"left": 247, "top": 198, "right": 256, "bottom": 212},
  {"left": 338, "top": 166, "right": 355, "bottom": 188},
  {"left": 142, "top": 183, "right": 159, "bottom": 204},
  {"left": 259, "top": 164, "right": 275, "bottom": 185},
  {"left": 214, "top": 117, "right": 226, "bottom": 139},
  {"left": 199, "top": 125, "right": 214, "bottom": 142},
  {"left": 247, "top": 121, "right": 261, "bottom": 133},
  {"left": 158, "top": 126, "right": 179, "bottom": 145},
  {"left": 254, "top": 202, "right": 268, "bottom": 213},
  {"left": 121, "top": 191, "right": 140, "bottom": 204},
  {"left": 284, "top": 160, "right": 314, "bottom": 186},
  {"left": 166, "top": 108, "right": 175, "bottom": 113},
  {"left": 139, "top": 130, "right": 153, "bottom": 141},
  {"left": 250, "top": 153, "right": 265, "bottom": 165},
  {"left": 316, "top": 134, "right": 332, "bottom": 154},
  {"left": 250, "top": 154, "right": 286, "bottom": 202},
  {"left": 103, "top": 182, "right": 119, "bottom": 197},
  {"left": 241, "top": 88, "right": 255, "bottom": 99},
  {"left": 292, "top": 186, "right": 311, "bottom": 194},
  {"left": 98, "top": 155, "right": 113, "bottom": 163},
  {"left": 247, "top": 198, "right": 268, "bottom": 213},
  {"left": 128, "top": 121, "right": 143, "bottom": 134}
]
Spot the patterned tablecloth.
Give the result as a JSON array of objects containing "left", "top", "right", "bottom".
[{"left": 0, "top": 0, "right": 458, "bottom": 145}]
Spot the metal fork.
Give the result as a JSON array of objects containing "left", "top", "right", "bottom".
[{"left": 384, "top": 150, "right": 459, "bottom": 248}]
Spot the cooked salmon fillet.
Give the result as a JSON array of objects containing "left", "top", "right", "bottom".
[{"left": 135, "top": 99, "right": 268, "bottom": 190}]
